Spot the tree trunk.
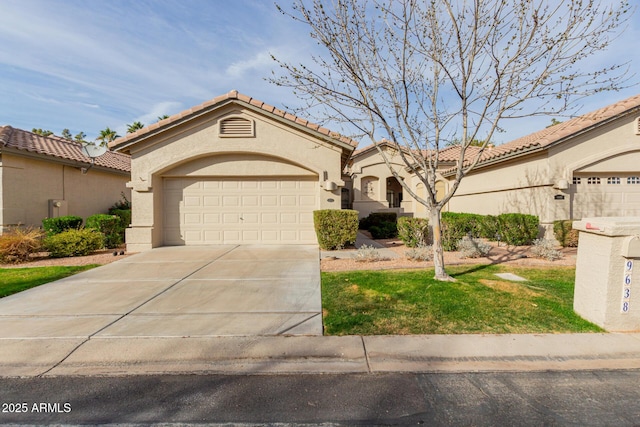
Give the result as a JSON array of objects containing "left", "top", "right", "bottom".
[{"left": 430, "top": 207, "right": 456, "bottom": 282}]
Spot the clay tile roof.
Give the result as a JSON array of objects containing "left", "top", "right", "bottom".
[
  {"left": 110, "top": 90, "right": 359, "bottom": 150},
  {"left": 0, "top": 126, "right": 131, "bottom": 173},
  {"left": 466, "top": 94, "right": 640, "bottom": 167}
]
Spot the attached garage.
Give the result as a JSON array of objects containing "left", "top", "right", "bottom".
[
  {"left": 163, "top": 176, "right": 318, "bottom": 245},
  {"left": 110, "top": 90, "right": 356, "bottom": 252},
  {"left": 571, "top": 174, "right": 640, "bottom": 219}
]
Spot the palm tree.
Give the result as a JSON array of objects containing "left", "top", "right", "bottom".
[
  {"left": 97, "top": 127, "right": 120, "bottom": 143},
  {"left": 32, "top": 128, "right": 53, "bottom": 137},
  {"left": 157, "top": 115, "right": 170, "bottom": 121},
  {"left": 127, "top": 121, "right": 145, "bottom": 133},
  {"left": 74, "top": 132, "right": 87, "bottom": 143}
]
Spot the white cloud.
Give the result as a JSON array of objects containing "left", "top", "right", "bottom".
[{"left": 225, "top": 51, "right": 276, "bottom": 78}]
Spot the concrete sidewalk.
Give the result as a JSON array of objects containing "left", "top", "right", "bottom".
[{"left": 2, "top": 333, "right": 640, "bottom": 377}]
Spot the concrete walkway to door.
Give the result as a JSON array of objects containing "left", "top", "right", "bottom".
[{"left": 0, "top": 245, "right": 322, "bottom": 340}]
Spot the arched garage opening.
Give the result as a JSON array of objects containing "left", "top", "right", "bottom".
[{"left": 160, "top": 153, "right": 320, "bottom": 245}]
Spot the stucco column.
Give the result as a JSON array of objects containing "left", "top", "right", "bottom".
[{"left": 573, "top": 217, "right": 640, "bottom": 331}]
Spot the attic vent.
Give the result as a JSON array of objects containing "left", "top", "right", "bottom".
[
  {"left": 635, "top": 117, "right": 640, "bottom": 135},
  {"left": 219, "top": 117, "right": 254, "bottom": 137}
]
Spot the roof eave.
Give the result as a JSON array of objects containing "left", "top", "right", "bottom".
[{"left": 0, "top": 146, "right": 130, "bottom": 176}]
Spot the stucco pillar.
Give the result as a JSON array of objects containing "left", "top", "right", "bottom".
[{"left": 573, "top": 217, "right": 640, "bottom": 331}]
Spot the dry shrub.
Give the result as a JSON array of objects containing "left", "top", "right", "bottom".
[{"left": 0, "top": 226, "right": 44, "bottom": 263}]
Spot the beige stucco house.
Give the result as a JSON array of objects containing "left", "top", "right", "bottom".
[
  {"left": 110, "top": 90, "right": 357, "bottom": 252},
  {"left": 0, "top": 126, "right": 131, "bottom": 233},
  {"left": 345, "top": 94, "right": 640, "bottom": 235},
  {"left": 346, "top": 142, "right": 464, "bottom": 219}
]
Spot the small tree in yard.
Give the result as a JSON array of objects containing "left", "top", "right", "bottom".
[{"left": 272, "top": 0, "right": 631, "bottom": 281}]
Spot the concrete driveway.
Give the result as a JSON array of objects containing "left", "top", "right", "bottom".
[{"left": 0, "top": 245, "right": 322, "bottom": 338}]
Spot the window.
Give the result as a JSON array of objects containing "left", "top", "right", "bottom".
[
  {"left": 587, "top": 177, "right": 601, "bottom": 185},
  {"left": 219, "top": 116, "right": 254, "bottom": 137},
  {"left": 628, "top": 176, "right": 640, "bottom": 184},
  {"left": 607, "top": 177, "right": 621, "bottom": 184},
  {"left": 572, "top": 177, "right": 581, "bottom": 185}
]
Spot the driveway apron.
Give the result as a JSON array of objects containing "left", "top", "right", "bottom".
[{"left": 0, "top": 245, "right": 322, "bottom": 339}]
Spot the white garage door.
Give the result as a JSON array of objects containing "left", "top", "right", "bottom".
[
  {"left": 572, "top": 175, "right": 640, "bottom": 219},
  {"left": 163, "top": 177, "right": 318, "bottom": 245}
]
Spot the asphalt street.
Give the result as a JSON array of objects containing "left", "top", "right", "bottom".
[{"left": 2, "top": 370, "right": 640, "bottom": 426}]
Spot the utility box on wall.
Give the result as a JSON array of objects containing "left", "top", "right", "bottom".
[
  {"left": 48, "top": 199, "right": 68, "bottom": 218},
  {"left": 573, "top": 217, "right": 640, "bottom": 332}
]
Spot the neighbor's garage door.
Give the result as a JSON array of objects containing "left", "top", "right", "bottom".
[
  {"left": 163, "top": 177, "right": 318, "bottom": 245},
  {"left": 572, "top": 175, "right": 640, "bottom": 219}
]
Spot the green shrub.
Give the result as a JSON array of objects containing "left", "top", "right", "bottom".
[
  {"left": 369, "top": 221, "right": 398, "bottom": 239},
  {"left": 110, "top": 192, "right": 131, "bottom": 211},
  {"left": 42, "top": 215, "right": 83, "bottom": 236},
  {"left": 108, "top": 208, "right": 131, "bottom": 245},
  {"left": 397, "top": 217, "right": 429, "bottom": 248},
  {"left": 553, "top": 220, "right": 579, "bottom": 247},
  {"left": 478, "top": 215, "right": 500, "bottom": 240},
  {"left": 0, "top": 227, "right": 44, "bottom": 263},
  {"left": 44, "top": 229, "right": 104, "bottom": 258},
  {"left": 313, "top": 209, "right": 359, "bottom": 250},
  {"left": 86, "top": 214, "right": 122, "bottom": 249},
  {"left": 359, "top": 212, "right": 397, "bottom": 230},
  {"left": 441, "top": 212, "right": 484, "bottom": 251},
  {"left": 497, "top": 213, "right": 539, "bottom": 246}
]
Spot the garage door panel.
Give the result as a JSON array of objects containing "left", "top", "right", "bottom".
[
  {"left": 204, "top": 230, "right": 223, "bottom": 241},
  {"left": 203, "top": 196, "right": 220, "bottom": 206},
  {"left": 203, "top": 213, "right": 220, "bottom": 224},
  {"left": 261, "top": 213, "right": 278, "bottom": 224},
  {"left": 626, "top": 193, "right": 640, "bottom": 203},
  {"left": 184, "top": 196, "right": 201, "bottom": 207},
  {"left": 573, "top": 176, "right": 640, "bottom": 219},
  {"left": 261, "top": 196, "right": 278, "bottom": 206},
  {"left": 184, "top": 213, "right": 201, "bottom": 224},
  {"left": 243, "top": 213, "right": 259, "bottom": 224},
  {"left": 202, "top": 181, "right": 220, "bottom": 190},
  {"left": 242, "top": 195, "right": 259, "bottom": 206},
  {"left": 164, "top": 177, "right": 318, "bottom": 244},
  {"left": 280, "top": 195, "right": 297, "bottom": 206}
]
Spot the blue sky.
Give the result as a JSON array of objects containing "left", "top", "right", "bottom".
[{"left": 1, "top": 0, "right": 638, "bottom": 146}]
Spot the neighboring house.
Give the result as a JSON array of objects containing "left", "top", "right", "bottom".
[
  {"left": 0, "top": 126, "right": 131, "bottom": 233},
  {"left": 346, "top": 142, "right": 475, "bottom": 218},
  {"left": 345, "top": 94, "right": 640, "bottom": 235},
  {"left": 110, "top": 90, "right": 357, "bottom": 252}
]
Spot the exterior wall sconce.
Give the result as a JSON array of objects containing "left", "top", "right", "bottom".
[
  {"left": 554, "top": 179, "right": 569, "bottom": 190},
  {"left": 324, "top": 181, "right": 338, "bottom": 191}
]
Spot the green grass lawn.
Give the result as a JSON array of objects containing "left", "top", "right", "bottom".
[
  {"left": 0, "top": 265, "right": 99, "bottom": 298},
  {"left": 322, "top": 264, "right": 602, "bottom": 335}
]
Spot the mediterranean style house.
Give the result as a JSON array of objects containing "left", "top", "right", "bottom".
[
  {"left": 108, "top": 91, "right": 639, "bottom": 250},
  {"left": 110, "top": 90, "right": 357, "bottom": 252},
  {"left": 346, "top": 94, "right": 640, "bottom": 235},
  {"left": 0, "top": 126, "right": 130, "bottom": 234}
]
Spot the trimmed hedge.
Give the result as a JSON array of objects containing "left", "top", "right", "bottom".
[
  {"left": 44, "top": 229, "right": 104, "bottom": 258},
  {"left": 441, "top": 212, "right": 485, "bottom": 251},
  {"left": 359, "top": 212, "right": 397, "bottom": 230},
  {"left": 108, "top": 208, "right": 131, "bottom": 245},
  {"left": 359, "top": 212, "right": 398, "bottom": 239},
  {"left": 86, "top": 214, "right": 122, "bottom": 249},
  {"left": 397, "top": 217, "right": 429, "bottom": 248},
  {"left": 497, "top": 213, "right": 539, "bottom": 246},
  {"left": 42, "top": 215, "right": 83, "bottom": 236},
  {"left": 553, "top": 220, "right": 579, "bottom": 247},
  {"left": 441, "top": 212, "right": 540, "bottom": 250},
  {"left": 313, "top": 209, "right": 359, "bottom": 250}
]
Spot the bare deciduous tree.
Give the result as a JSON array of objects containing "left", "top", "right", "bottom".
[{"left": 272, "top": 0, "right": 631, "bottom": 281}]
